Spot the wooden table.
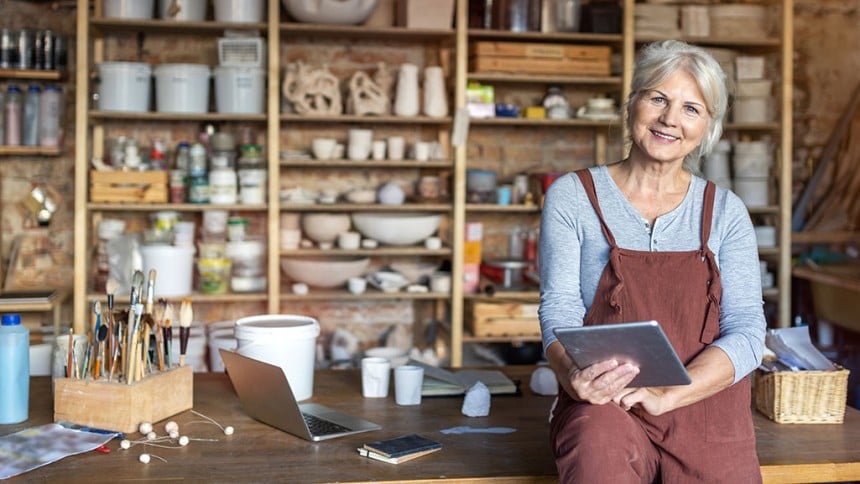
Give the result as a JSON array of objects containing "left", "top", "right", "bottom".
[{"left": 3, "top": 367, "right": 860, "bottom": 483}]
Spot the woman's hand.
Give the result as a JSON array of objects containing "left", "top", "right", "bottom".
[
  {"left": 612, "top": 387, "right": 673, "bottom": 415},
  {"left": 567, "top": 359, "right": 640, "bottom": 405}
]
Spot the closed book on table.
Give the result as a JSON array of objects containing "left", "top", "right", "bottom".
[{"left": 364, "top": 434, "right": 442, "bottom": 458}]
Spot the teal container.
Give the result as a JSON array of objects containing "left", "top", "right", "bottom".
[{"left": 0, "top": 313, "right": 29, "bottom": 424}]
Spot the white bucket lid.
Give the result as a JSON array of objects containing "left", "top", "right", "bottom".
[
  {"left": 235, "top": 314, "right": 320, "bottom": 339},
  {"left": 214, "top": 65, "right": 264, "bottom": 75},
  {"left": 98, "top": 61, "right": 152, "bottom": 74},
  {"left": 154, "top": 63, "right": 212, "bottom": 76}
]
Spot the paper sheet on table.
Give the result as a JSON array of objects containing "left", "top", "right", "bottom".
[
  {"left": 764, "top": 326, "right": 837, "bottom": 371},
  {"left": 0, "top": 423, "right": 118, "bottom": 479}
]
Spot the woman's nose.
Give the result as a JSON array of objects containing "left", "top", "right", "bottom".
[{"left": 658, "top": 105, "right": 679, "bottom": 126}]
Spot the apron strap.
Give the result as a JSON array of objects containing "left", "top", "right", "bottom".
[
  {"left": 700, "top": 180, "right": 716, "bottom": 249},
  {"left": 575, "top": 169, "right": 618, "bottom": 248}
]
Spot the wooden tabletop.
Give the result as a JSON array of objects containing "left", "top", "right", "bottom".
[{"left": 3, "top": 367, "right": 860, "bottom": 483}]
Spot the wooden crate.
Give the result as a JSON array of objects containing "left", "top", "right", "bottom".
[
  {"left": 466, "top": 301, "right": 540, "bottom": 337},
  {"left": 90, "top": 170, "right": 168, "bottom": 203},
  {"left": 54, "top": 365, "right": 193, "bottom": 433},
  {"left": 470, "top": 41, "right": 611, "bottom": 76}
]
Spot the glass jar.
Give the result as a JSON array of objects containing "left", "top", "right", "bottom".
[
  {"left": 553, "top": 0, "right": 582, "bottom": 32},
  {"left": 496, "top": 0, "right": 541, "bottom": 32}
]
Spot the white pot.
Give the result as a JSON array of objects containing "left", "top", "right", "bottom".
[
  {"left": 214, "top": 66, "right": 265, "bottom": 114},
  {"left": 423, "top": 66, "right": 448, "bottom": 118},
  {"left": 104, "top": 0, "right": 154, "bottom": 19},
  {"left": 154, "top": 63, "right": 211, "bottom": 114},
  {"left": 97, "top": 62, "right": 152, "bottom": 112},
  {"left": 158, "top": 0, "right": 207, "bottom": 21},
  {"left": 394, "top": 63, "right": 420, "bottom": 117},
  {"left": 213, "top": 0, "right": 265, "bottom": 22},
  {"left": 734, "top": 177, "right": 769, "bottom": 207}
]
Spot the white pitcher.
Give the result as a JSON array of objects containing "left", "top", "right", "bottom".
[
  {"left": 394, "top": 63, "right": 420, "bottom": 117},
  {"left": 422, "top": 66, "right": 448, "bottom": 118}
]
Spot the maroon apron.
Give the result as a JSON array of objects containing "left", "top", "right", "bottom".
[{"left": 550, "top": 170, "right": 760, "bottom": 483}]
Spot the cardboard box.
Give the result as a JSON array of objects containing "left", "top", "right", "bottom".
[
  {"left": 54, "top": 365, "right": 193, "bottom": 433},
  {"left": 396, "top": 0, "right": 454, "bottom": 29},
  {"left": 466, "top": 301, "right": 540, "bottom": 337},
  {"left": 90, "top": 170, "right": 168, "bottom": 203}
]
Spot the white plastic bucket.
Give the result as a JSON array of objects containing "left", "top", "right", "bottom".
[
  {"left": 213, "top": 0, "right": 265, "bottom": 22},
  {"left": 104, "top": 0, "right": 154, "bottom": 19},
  {"left": 208, "top": 334, "right": 237, "bottom": 372},
  {"left": 235, "top": 314, "right": 320, "bottom": 401},
  {"left": 140, "top": 244, "right": 195, "bottom": 297},
  {"left": 154, "top": 63, "right": 211, "bottom": 114},
  {"left": 158, "top": 0, "right": 207, "bottom": 21},
  {"left": 214, "top": 66, "right": 265, "bottom": 114},
  {"left": 734, "top": 177, "right": 769, "bottom": 207},
  {"left": 97, "top": 62, "right": 152, "bottom": 112}
]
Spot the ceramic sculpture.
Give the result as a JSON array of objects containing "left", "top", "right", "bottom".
[{"left": 282, "top": 61, "right": 343, "bottom": 115}]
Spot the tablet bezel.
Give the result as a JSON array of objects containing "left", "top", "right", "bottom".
[{"left": 553, "top": 320, "right": 692, "bottom": 387}]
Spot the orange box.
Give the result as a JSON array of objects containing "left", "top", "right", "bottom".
[{"left": 464, "top": 241, "right": 482, "bottom": 265}]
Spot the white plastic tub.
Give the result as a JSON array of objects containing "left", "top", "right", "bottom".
[
  {"left": 140, "top": 244, "right": 196, "bottom": 297},
  {"left": 734, "top": 177, "right": 769, "bottom": 207},
  {"left": 104, "top": 0, "right": 154, "bottom": 19},
  {"left": 158, "top": 0, "right": 207, "bottom": 21},
  {"left": 214, "top": 66, "right": 265, "bottom": 114},
  {"left": 154, "top": 63, "right": 211, "bottom": 114},
  {"left": 213, "top": 0, "right": 265, "bottom": 23},
  {"left": 97, "top": 62, "right": 152, "bottom": 112},
  {"left": 235, "top": 314, "right": 320, "bottom": 401}
]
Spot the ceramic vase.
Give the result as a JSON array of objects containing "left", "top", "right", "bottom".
[
  {"left": 394, "top": 63, "right": 420, "bottom": 117},
  {"left": 422, "top": 66, "right": 448, "bottom": 118}
]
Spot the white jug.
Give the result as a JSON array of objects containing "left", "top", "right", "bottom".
[
  {"left": 422, "top": 66, "right": 448, "bottom": 118},
  {"left": 394, "top": 63, "right": 420, "bottom": 117}
]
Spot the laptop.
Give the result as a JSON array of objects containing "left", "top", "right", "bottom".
[{"left": 219, "top": 349, "right": 381, "bottom": 441}]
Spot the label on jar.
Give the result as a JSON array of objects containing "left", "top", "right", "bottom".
[{"left": 188, "top": 176, "right": 209, "bottom": 204}]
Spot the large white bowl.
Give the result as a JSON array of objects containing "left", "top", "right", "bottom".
[
  {"left": 282, "top": 0, "right": 378, "bottom": 25},
  {"left": 351, "top": 212, "right": 442, "bottom": 246},
  {"left": 281, "top": 257, "right": 370, "bottom": 288},
  {"left": 301, "top": 213, "right": 352, "bottom": 244}
]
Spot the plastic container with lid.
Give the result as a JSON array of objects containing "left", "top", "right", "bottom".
[{"left": 0, "top": 313, "right": 29, "bottom": 424}]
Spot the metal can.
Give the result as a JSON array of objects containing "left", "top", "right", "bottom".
[
  {"left": 52, "top": 34, "right": 66, "bottom": 72},
  {"left": 0, "top": 29, "right": 16, "bottom": 69},
  {"left": 16, "top": 30, "right": 33, "bottom": 70},
  {"left": 39, "top": 30, "right": 55, "bottom": 71}
]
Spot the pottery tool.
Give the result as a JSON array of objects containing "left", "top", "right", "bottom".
[
  {"left": 66, "top": 327, "right": 74, "bottom": 378},
  {"left": 142, "top": 269, "right": 157, "bottom": 374},
  {"left": 106, "top": 277, "right": 119, "bottom": 381},
  {"left": 127, "top": 303, "right": 144, "bottom": 385},
  {"left": 153, "top": 300, "right": 166, "bottom": 371},
  {"left": 163, "top": 303, "right": 175, "bottom": 369},
  {"left": 90, "top": 300, "right": 102, "bottom": 378},
  {"left": 179, "top": 298, "right": 193, "bottom": 367},
  {"left": 94, "top": 323, "right": 108, "bottom": 381}
]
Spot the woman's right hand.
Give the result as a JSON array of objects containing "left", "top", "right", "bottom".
[{"left": 567, "top": 359, "right": 640, "bottom": 405}]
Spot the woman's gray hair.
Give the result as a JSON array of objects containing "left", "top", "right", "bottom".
[{"left": 626, "top": 40, "right": 729, "bottom": 172}]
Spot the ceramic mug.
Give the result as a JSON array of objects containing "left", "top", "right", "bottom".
[{"left": 348, "top": 129, "right": 373, "bottom": 161}]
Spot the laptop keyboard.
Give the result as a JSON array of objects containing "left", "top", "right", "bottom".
[{"left": 302, "top": 412, "right": 351, "bottom": 436}]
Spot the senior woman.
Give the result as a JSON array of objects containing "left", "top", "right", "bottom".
[{"left": 538, "top": 40, "right": 766, "bottom": 482}]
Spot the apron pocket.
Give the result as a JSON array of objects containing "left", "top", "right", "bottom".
[{"left": 704, "top": 379, "right": 755, "bottom": 443}]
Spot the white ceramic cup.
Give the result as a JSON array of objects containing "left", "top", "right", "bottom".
[
  {"left": 430, "top": 271, "right": 451, "bottom": 293},
  {"left": 414, "top": 141, "right": 430, "bottom": 161},
  {"left": 312, "top": 138, "right": 337, "bottom": 160},
  {"left": 424, "top": 236, "right": 442, "bottom": 250},
  {"left": 348, "top": 129, "right": 373, "bottom": 161},
  {"left": 338, "top": 231, "right": 361, "bottom": 250},
  {"left": 371, "top": 140, "right": 386, "bottom": 161},
  {"left": 394, "top": 365, "right": 424, "bottom": 405},
  {"left": 348, "top": 276, "right": 367, "bottom": 295},
  {"left": 361, "top": 356, "right": 391, "bottom": 398},
  {"left": 387, "top": 136, "right": 405, "bottom": 160}
]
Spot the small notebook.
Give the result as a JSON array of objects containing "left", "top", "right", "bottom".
[{"left": 358, "top": 434, "right": 442, "bottom": 464}]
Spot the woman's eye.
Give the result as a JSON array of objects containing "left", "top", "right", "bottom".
[
  {"left": 650, "top": 96, "right": 666, "bottom": 104},
  {"left": 684, "top": 105, "right": 700, "bottom": 116}
]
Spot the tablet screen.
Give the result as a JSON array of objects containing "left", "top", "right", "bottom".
[{"left": 553, "top": 320, "right": 691, "bottom": 387}]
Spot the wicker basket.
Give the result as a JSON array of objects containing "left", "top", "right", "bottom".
[{"left": 753, "top": 366, "right": 850, "bottom": 424}]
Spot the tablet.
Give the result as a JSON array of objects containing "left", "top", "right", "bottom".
[{"left": 554, "top": 320, "right": 691, "bottom": 387}]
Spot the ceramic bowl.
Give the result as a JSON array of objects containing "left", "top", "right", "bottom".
[
  {"left": 280, "top": 256, "right": 370, "bottom": 288},
  {"left": 282, "top": 0, "right": 378, "bottom": 25},
  {"left": 351, "top": 212, "right": 441, "bottom": 246},
  {"left": 301, "top": 213, "right": 351, "bottom": 243},
  {"left": 389, "top": 259, "right": 440, "bottom": 284}
]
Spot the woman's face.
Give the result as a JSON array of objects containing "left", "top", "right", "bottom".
[{"left": 629, "top": 69, "right": 710, "bottom": 166}]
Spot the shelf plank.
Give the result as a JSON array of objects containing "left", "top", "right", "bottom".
[
  {"left": 635, "top": 35, "right": 781, "bottom": 48},
  {"left": 280, "top": 159, "right": 453, "bottom": 169},
  {"left": 747, "top": 205, "right": 780, "bottom": 215},
  {"left": 0, "top": 146, "right": 62, "bottom": 156},
  {"left": 280, "top": 290, "right": 448, "bottom": 301},
  {"left": 87, "top": 292, "right": 269, "bottom": 304},
  {"left": 468, "top": 72, "right": 622, "bottom": 85},
  {"left": 90, "top": 18, "right": 268, "bottom": 33},
  {"left": 758, "top": 247, "right": 781, "bottom": 257},
  {"left": 724, "top": 122, "right": 781, "bottom": 131},
  {"left": 280, "top": 113, "right": 452, "bottom": 124},
  {"left": 792, "top": 231, "right": 860, "bottom": 244},
  {"left": 469, "top": 29, "right": 623, "bottom": 44},
  {"left": 0, "top": 69, "right": 62, "bottom": 80},
  {"left": 279, "top": 203, "right": 451, "bottom": 212},
  {"left": 281, "top": 248, "right": 451, "bottom": 257},
  {"left": 469, "top": 117, "right": 617, "bottom": 127},
  {"left": 281, "top": 22, "right": 455, "bottom": 41},
  {"left": 90, "top": 111, "right": 266, "bottom": 122},
  {"left": 464, "top": 291, "right": 540, "bottom": 301},
  {"left": 466, "top": 204, "right": 541, "bottom": 213},
  {"left": 88, "top": 202, "right": 268, "bottom": 212},
  {"left": 463, "top": 334, "right": 542, "bottom": 344}
]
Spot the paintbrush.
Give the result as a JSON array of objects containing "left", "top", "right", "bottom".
[
  {"left": 142, "top": 269, "right": 157, "bottom": 374},
  {"left": 130, "top": 270, "right": 144, "bottom": 308},
  {"left": 66, "top": 327, "right": 74, "bottom": 378},
  {"left": 153, "top": 300, "right": 166, "bottom": 372},
  {"left": 127, "top": 303, "right": 144, "bottom": 384},
  {"left": 105, "top": 277, "right": 119, "bottom": 381},
  {"left": 163, "top": 303, "right": 175, "bottom": 369},
  {"left": 94, "top": 323, "right": 108, "bottom": 381},
  {"left": 179, "top": 298, "right": 193, "bottom": 367},
  {"left": 90, "top": 300, "right": 102, "bottom": 378}
]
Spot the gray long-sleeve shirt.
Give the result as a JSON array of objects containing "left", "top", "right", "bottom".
[{"left": 538, "top": 166, "right": 766, "bottom": 383}]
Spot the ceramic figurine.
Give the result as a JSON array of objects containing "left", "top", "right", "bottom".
[
  {"left": 346, "top": 70, "right": 389, "bottom": 116},
  {"left": 282, "top": 62, "right": 343, "bottom": 115}
]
